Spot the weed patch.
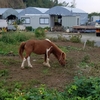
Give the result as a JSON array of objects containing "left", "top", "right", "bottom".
[
  {"left": 0, "top": 69, "right": 8, "bottom": 77},
  {"left": 69, "top": 35, "right": 82, "bottom": 43}
]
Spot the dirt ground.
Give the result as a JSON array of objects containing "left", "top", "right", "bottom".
[{"left": 0, "top": 41, "right": 100, "bottom": 90}]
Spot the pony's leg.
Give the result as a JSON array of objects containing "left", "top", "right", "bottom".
[
  {"left": 46, "top": 53, "right": 50, "bottom": 67},
  {"left": 43, "top": 54, "right": 50, "bottom": 67},
  {"left": 21, "top": 58, "right": 26, "bottom": 68},
  {"left": 25, "top": 49, "right": 33, "bottom": 68},
  {"left": 27, "top": 56, "right": 33, "bottom": 68},
  {"left": 43, "top": 50, "right": 51, "bottom": 67}
]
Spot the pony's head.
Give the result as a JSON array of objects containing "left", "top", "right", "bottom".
[{"left": 59, "top": 52, "right": 66, "bottom": 66}]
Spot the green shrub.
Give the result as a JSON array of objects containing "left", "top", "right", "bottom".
[
  {"left": 0, "top": 78, "right": 100, "bottom": 100},
  {"left": 69, "top": 35, "right": 82, "bottom": 43},
  {"left": 86, "top": 40, "right": 95, "bottom": 47},
  {"left": 65, "top": 77, "right": 100, "bottom": 99},
  {"left": 34, "top": 27, "right": 45, "bottom": 37},
  {"left": 57, "top": 34, "right": 68, "bottom": 42},
  {"left": 26, "top": 26, "right": 33, "bottom": 31},
  {"left": 0, "top": 69, "right": 8, "bottom": 77},
  {"left": 44, "top": 27, "right": 50, "bottom": 31}
]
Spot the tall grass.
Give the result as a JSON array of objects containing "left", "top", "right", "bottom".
[
  {"left": 0, "top": 32, "right": 34, "bottom": 44},
  {"left": 0, "top": 41, "right": 19, "bottom": 55},
  {"left": 69, "top": 35, "right": 82, "bottom": 43},
  {"left": 0, "top": 32, "right": 35, "bottom": 55}
]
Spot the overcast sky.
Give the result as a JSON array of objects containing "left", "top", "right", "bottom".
[{"left": 58, "top": 0, "right": 100, "bottom": 13}]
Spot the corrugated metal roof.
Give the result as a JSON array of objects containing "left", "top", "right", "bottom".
[
  {"left": 16, "top": 9, "right": 24, "bottom": 13},
  {"left": 34, "top": 7, "right": 49, "bottom": 13},
  {"left": 63, "top": 7, "right": 87, "bottom": 13},
  {"left": 0, "top": 8, "right": 18, "bottom": 18},
  {"left": 18, "top": 7, "right": 49, "bottom": 19},
  {"left": 45, "top": 6, "right": 71, "bottom": 15},
  {"left": 0, "top": 8, "right": 9, "bottom": 15},
  {"left": 19, "top": 7, "right": 49, "bottom": 14},
  {"left": 45, "top": 6, "right": 87, "bottom": 15}
]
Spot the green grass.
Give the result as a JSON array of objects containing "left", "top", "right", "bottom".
[
  {"left": 0, "top": 31, "right": 35, "bottom": 55},
  {"left": 0, "top": 77, "right": 100, "bottom": 100},
  {"left": 0, "top": 41, "right": 19, "bottom": 55},
  {"left": 0, "top": 31, "right": 100, "bottom": 100},
  {"left": 0, "top": 69, "right": 9, "bottom": 77},
  {"left": 0, "top": 57, "right": 20, "bottom": 66},
  {"left": 0, "top": 31, "right": 34, "bottom": 44}
]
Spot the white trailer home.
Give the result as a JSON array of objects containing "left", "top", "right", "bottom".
[
  {"left": 91, "top": 16, "right": 100, "bottom": 22},
  {"left": 21, "top": 14, "right": 51, "bottom": 29},
  {"left": 0, "top": 19, "right": 7, "bottom": 28},
  {"left": 17, "top": 6, "right": 87, "bottom": 31},
  {"left": 62, "top": 15, "right": 80, "bottom": 28}
]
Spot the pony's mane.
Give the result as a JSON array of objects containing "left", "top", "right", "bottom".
[
  {"left": 45, "top": 39, "right": 51, "bottom": 42},
  {"left": 47, "top": 39, "right": 66, "bottom": 61},
  {"left": 45, "top": 39, "right": 62, "bottom": 53}
]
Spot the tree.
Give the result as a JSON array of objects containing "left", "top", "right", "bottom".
[
  {"left": 54, "top": 0, "right": 58, "bottom": 6},
  {"left": 58, "top": 1, "right": 69, "bottom": 7},
  {"left": 0, "top": 0, "right": 25, "bottom": 8},
  {"left": 88, "top": 12, "right": 100, "bottom": 19},
  {"left": 0, "top": 0, "right": 69, "bottom": 8},
  {"left": 23, "top": 0, "right": 65, "bottom": 8}
]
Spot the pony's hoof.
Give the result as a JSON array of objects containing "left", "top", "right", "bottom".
[
  {"left": 28, "top": 65, "right": 33, "bottom": 68},
  {"left": 43, "top": 62, "right": 51, "bottom": 67}
]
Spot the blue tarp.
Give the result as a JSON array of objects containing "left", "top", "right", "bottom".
[{"left": 96, "top": 20, "right": 100, "bottom": 24}]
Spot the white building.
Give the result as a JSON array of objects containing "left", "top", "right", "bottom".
[
  {"left": 17, "top": 6, "right": 88, "bottom": 29},
  {"left": 91, "top": 16, "right": 100, "bottom": 22}
]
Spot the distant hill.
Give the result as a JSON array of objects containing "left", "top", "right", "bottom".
[
  {"left": 0, "top": 0, "right": 64, "bottom": 9},
  {"left": 0, "top": 0, "right": 25, "bottom": 8}
]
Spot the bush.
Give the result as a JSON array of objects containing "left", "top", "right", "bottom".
[
  {"left": 65, "top": 77, "right": 100, "bottom": 99},
  {"left": 69, "top": 35, "right": 82, "bottom": 43},
  {"left": 86, "top": 40, "right": 95, "bottom": 47},
  {"left": 26, "top": 26, "right": 33, "bottom": 31},
  {"left": 44, "top": 27, "right": 50, "bottom": 31},
  {"left": 57, "top": 34, "right": 68, "bottom": 42},
  {"left": 0, "top": 77, "right": 100, "bottom": 100},
  {"left": 34, "top": 27, "right": 45, "bottom": 37}
]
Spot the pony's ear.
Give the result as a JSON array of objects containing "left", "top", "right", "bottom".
[{"left": 62, "top": 52, "right": 66, "bottom": 59}]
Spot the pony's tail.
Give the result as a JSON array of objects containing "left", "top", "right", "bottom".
[{"left": 19, "top": 42, "right": 26, "bottom": 59}]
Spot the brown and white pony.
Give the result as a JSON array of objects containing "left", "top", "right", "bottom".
[{"left": 19, "top": 39, "right": 66, "bottom": 68}]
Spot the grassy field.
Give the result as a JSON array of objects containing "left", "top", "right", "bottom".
[{"left": 0, "top": 31, "right": 100, "bottom": 99}]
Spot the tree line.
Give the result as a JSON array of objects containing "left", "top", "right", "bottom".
[{"left": 23, "top": 0, "right": 69, "bottom": 8}]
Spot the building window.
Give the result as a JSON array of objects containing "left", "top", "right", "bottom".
[
  {"left": 39, "top": 18, "right": 49, "bottom": 24},
  {"left": 77, "top": 18, "right": 79, "bottom": 25},
  {"left": 21, "top": 17, "right": 30, "bottom": 24}
]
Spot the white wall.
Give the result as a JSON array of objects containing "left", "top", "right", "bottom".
[
  {"left": 91, "top": 16, "right": 100, "bottom": 22},
  {"left": 0, "top": 19, "right": 7, "bottom": 28},
  {"left": 21, "top": 14, "right": 50, "bottom": 29},
  {"left": 62, "top": 16, "right": 80, "bottom": 28}
]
